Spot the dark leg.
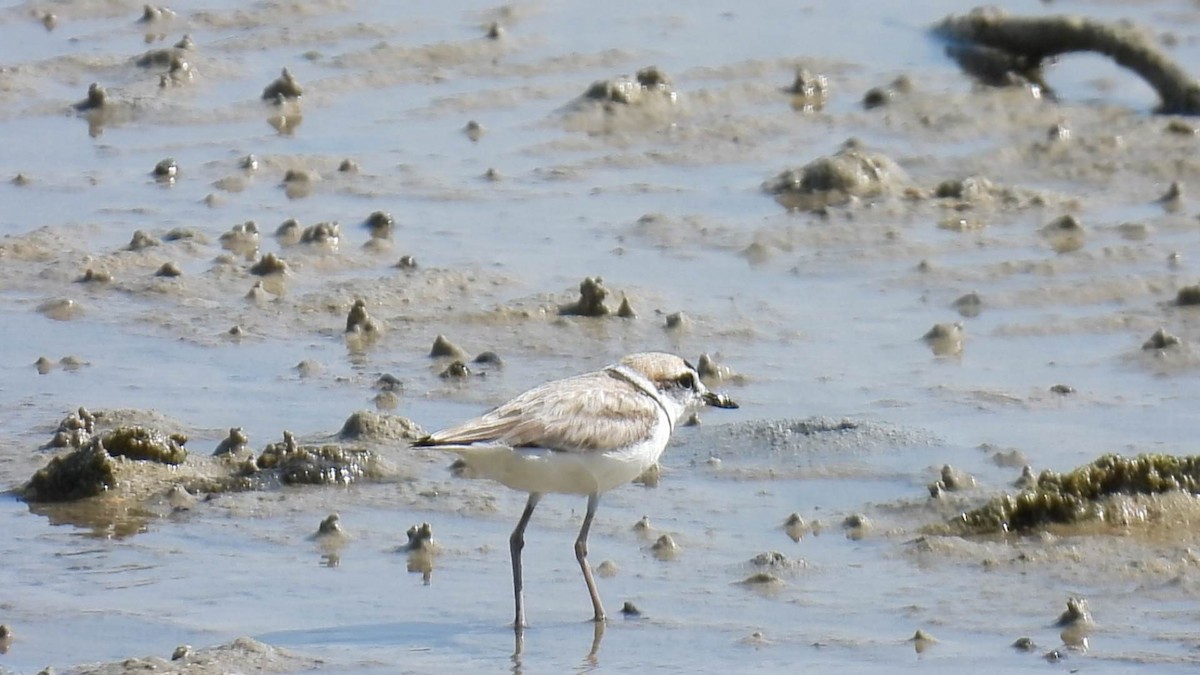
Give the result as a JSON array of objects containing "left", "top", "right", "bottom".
[
  {"left": 575, "top": 492, "right": 605, "bottom": 622},
  {"left": 511, "top": 492, "right": 542, "bottom": 629}
]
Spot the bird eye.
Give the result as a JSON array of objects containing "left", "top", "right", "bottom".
[{"left": 677, "top": 373, "right": 695, "bottom": 389}]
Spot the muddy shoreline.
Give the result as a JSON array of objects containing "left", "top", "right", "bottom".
[{"left": 4, "top": 0, "right": 1200, "bottom": 672}]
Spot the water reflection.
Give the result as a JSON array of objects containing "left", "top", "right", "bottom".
[
  {"left": 397, "top": 522, "right": 436, "bottom": 585},
  {"left": 511, "top": 620, "right": 605, "bottom": 675},
  {"left": 27, "top": 498, "right": 152, "bottom": 540}
]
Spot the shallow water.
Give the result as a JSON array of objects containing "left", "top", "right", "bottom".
[{"left": 3, "top": 0, "right": 1200, "bottom": 672}]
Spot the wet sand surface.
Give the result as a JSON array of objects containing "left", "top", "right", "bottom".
[{"left": 3, "top": 0, "right": 1200, "bottom": 672}]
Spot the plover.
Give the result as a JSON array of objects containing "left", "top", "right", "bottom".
[{"left": 415, "top": 352, "right": 738, "bottom": 628}]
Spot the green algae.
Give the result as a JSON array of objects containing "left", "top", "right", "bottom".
[
  {"left": 24, "top": 443, "right": 116, "bottom": 502},
  {"left": 957, "top": 453, "right": 1200, "bottom": 533},
  {"left": 257, "top": 434, "right": 382, "bottom": 486},
  {"left": 24, "top": 426, "right": 186, "bottom": 502},
  {"left": 102, "top": 426, "right": 188, "bottom": 464}
]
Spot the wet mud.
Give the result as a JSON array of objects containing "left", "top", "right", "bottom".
[{"left": 3, "top": 0, "right": 1200, "bottom": 673}]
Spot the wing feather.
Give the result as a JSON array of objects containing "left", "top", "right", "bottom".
[{"left": 420, "top": 370, "right": 660, "bottom": 452}]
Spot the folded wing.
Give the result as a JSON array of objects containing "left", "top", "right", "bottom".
[{"left": 417, "top": 370, "right": 660, "bottom": 453}]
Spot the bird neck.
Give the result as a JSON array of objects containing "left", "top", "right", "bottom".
[{"left": 605, "top": 364, "right": 677, "bottom": 431}]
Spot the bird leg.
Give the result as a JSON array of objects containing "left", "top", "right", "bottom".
[
  {"left": 575, "top": 492, "right": 606, "bottom": 623},
  {"left": 511, "top": 492, "right": 541, "bottom": 630}
]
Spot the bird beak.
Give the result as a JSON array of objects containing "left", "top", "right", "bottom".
[{"left": 703, "top": 391, "right": 739, "bottom": 409}]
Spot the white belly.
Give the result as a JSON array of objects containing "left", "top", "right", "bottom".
[{"left": 444, "top": 421, "right": 671, "bottom": 495}]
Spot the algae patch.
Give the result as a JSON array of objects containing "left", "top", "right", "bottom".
[
  {"left": 102, "top": 426, "right": 188, "bottom": 464},
  {"left": 952, "top": 453, "right": 1200, "bottom": 534},
  {"left": 24, "top": 426, "right": 187, "bottom": 502},
  {"left": 256, "top": 440, "right": 382, "bottom": 486},
  {"left": 24, "top": 443, "right": 117, "bottom": 502}
]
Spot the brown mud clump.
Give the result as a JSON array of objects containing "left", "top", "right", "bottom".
[
  {"left": 262, "top": 68, "right": 303, "bottom": 103},
  {"left": 255, "top": 435, "right": 382, "bottom": 486},
  {"left": 582, "top": 66, "right": 677, "bottom": 106},
  {"left": 1115, "top": 222, "right": 1150, "bottom": 241},
  {"left": 650, "top": 533, "right": 678, "bottom": 561},
  {"left": 337, "top": 410, "right": 424, "bottom": 442},
  {"left": 365, "top": 211, "right": 394, "bottom": 239},
  {"left": 220, "top": 221, "right": 260, "bottom": 258},
  {"left": 664, "top": 311, "right": 689, "bottom": 330},
  {"left": 135, "top": 34, "right": 193, "bottom": 68},
  {"left": 102, "top": 426, "right": 188, "bottom": 464},
  {"left": 300, "top": 221, "right": 340, "bottom": 248},
  {"left": 1142, "top": 327, "right": 1182, "bottom": 351},
  {"left": 787, "top": 68, "right": 828, "bottom": 111},
  {"left": 783, "top": 513, "right": 821, "bottom": 542},
  {"left": 631, "top": 462, "right": 659, "bottom": 487},
  {"left": 910, "top": 630, "right": 937, "bottom": 654},
  {"left": 281, "top": 169, "right": 316, "bottom": 197},
  {"left": 345, "top": 299, "right": 379, "bottom": 334},
  {"left": 1040, "top": 214, "right": 1085, "bottom": 253},
  {"left": 923, "top": 322, "right": 965, "bottom": 357},
  {"left": 1158, "top": 181, "right": 1184, "bottom": 209},
  {"left": 1175, "top": 285, "right": 1200, "bottom": 306},
  {"left": 952, "top": 453, "right": 1200, "bottom": 534},
  {"left": 72, "top": 637, "right": 319, "bottom": 673},
  {"left": 843, "top": 513, "right": 871, "bottom": 540},
  {"left": 213, "top": 427, "right": 249, "bottom": 456},
  {"left": 929, "top": 464, "right": 976, "bottom": 497},
  {"left": 862, "top": 75, "right": 913, "bottom": 110},
  {"left": 1012, "top": 636, "right": 1037, "bottom": 652},
  {"left": 24, "top": 425, "right": 187, "bottom": 501},
  {"left": 763, "top": 142, "right": 907, "bottom": 211},
  {"left": 697, "top": 353, "right": 737, "bottom": 384},
  {"left": 315, "top": 513, "right": 343, "bottom": 537},
  {"left": 77, "top": 268, "right": 113, "bottom": 284},
  {"left": 747, "top": 551, "right": 805, "bottom": 574},
  {"left": 463, "top": 120, "right": 485, "bottom": 142},
  {"left": 559, "top": 276, "right": 611, "bottom": 316},
  {"left": 45, "top": 406, "right": 97, "bottom": 448},
  {"left": 403, "top": 522, "right": 435, "bottom": 552},
  {"left": 935, "top": 8, "right": 1200, "bottom": 114},
  {"left": 472, "top": 350, "right": 503, "bottom": 367},
  {"left": 127, "top": 229, "right": 160, "bottom": 251},
  {"left": 439, "top": 360, "right": 471, "bottom": 379},
  {"left": 74, "top": 83, "right": 107, "bottom": 111},
  {"left": 139, "top": 4, "right": 176, "bottom": 23},
  {"left": 375, "top": 373, "right": 400, "bottom": 390},
  {"left": 1057, "top": 597, "right": 1094, "bottom": 627},
  {"left": 617, "top": 295, "right": 636, "bottom": 318},
  {"left": 153, "top": 157, "right": 177, "bottom": 181},
  {"left": 249, "top": 252, "right": 288, "bottom": 276},
  {"left": 23, "top": 443, "right": 115, "bottom": 502},
  {"left": 402, "top": 522, "right": 436, "bottom": 583},
  {"left": 429, "top": 334, "right": 468, "bottom": 359},
  {"left": 155, "top": 261, "right": 182, "bottom": 277},
  {"left": 953, "top": 292, "right": 983, "bottom": 318},
  {"left": 738, "top": 572, "right": 783, "bottom": 587},
  {"left": 275, "top": 219, "right": 301, "bottom": 245}
]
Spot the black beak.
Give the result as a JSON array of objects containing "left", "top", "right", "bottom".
[{"left": 703, "top": 391, "right": 739, "bottom": 409}]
